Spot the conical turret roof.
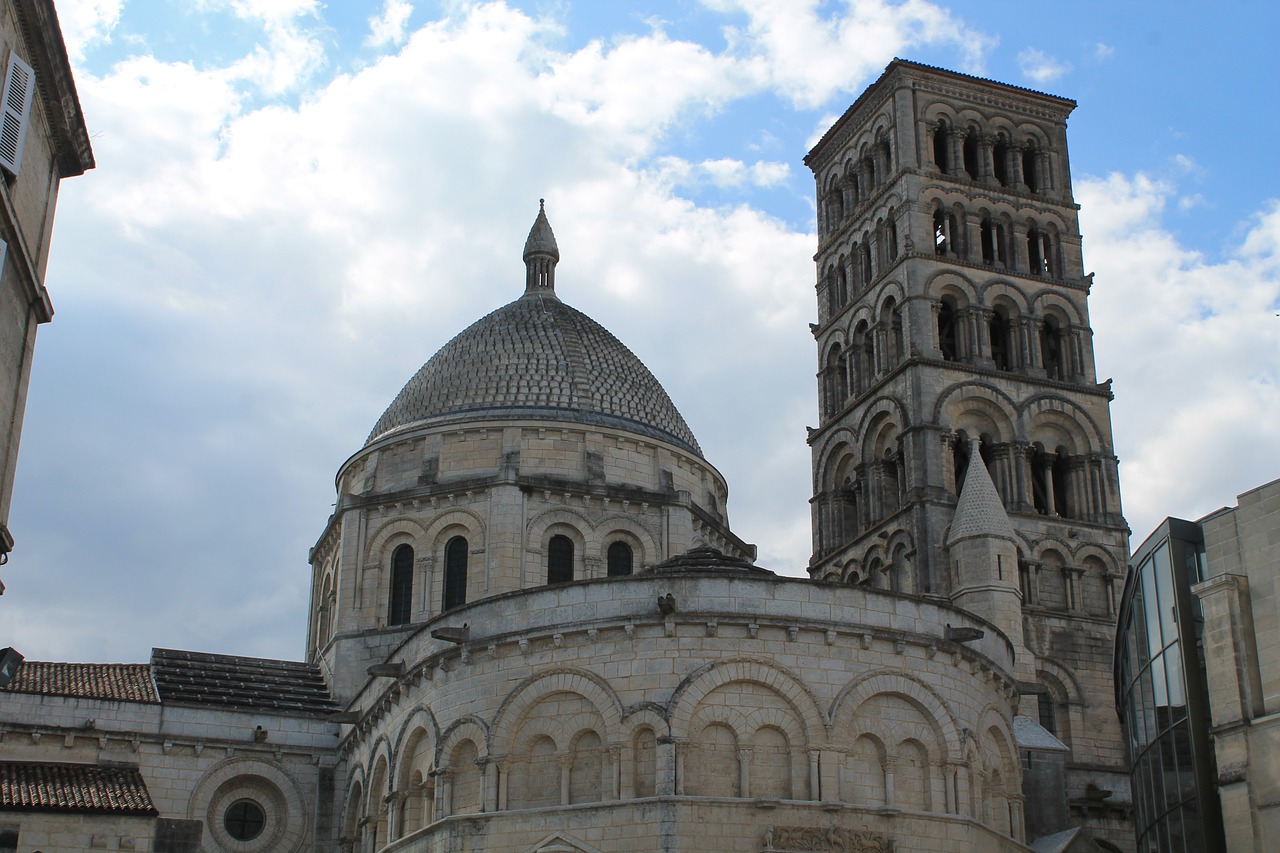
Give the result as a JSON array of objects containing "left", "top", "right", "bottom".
[{"left": 946, "top": 439, "right": 1016, "bottom": 545}]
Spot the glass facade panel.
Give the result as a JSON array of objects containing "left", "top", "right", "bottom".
[{"left": 1116, "top": 520, "right": 1224, "bottom": 853}]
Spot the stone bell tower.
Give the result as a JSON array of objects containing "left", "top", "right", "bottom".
[{"left": 804, "top": 60, "right": 1133, "bottom": 847}]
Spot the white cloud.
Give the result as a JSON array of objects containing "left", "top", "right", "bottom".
[
  {"left": 51, "top": 0, "right": 122, "bottom": 61},
  {"left": 1094, "top": 42, "right": 1115, "bottom": 60},
  {"left": 1017, "top": 47, "right": 1071, "bottom": 84},
  {"left": 1080, "top": 174, "right": 1280, "bottom": 544},
  {"left": 708, "top": 0, "right": 996, "bottom": 108},
  {"left": 17, "top": 0, "right": 821, "bottom": 662},
  {"left": 367, "top": 0, "right": 414, "bottom": 48}
]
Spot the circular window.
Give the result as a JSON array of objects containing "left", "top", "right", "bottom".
[{"left": 224, "top": 799, "right": 266, "bottom": 841}]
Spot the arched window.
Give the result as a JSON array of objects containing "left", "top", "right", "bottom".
[
  {"left": 1027, "top": 227, "right": 1053, "bottom": 275},
  {"left": 824, "top": 343, "right": 847, "bottom": 414},
  {"left": 933, "top": 207, "right": 957, "bottom": 255},
  {"left": 938, "top": 297, "right": 959, "bottom": 361},
  {"left": 548, "top": 534, "right": 574, "bottom": 585},
  {"left": 607, "top": 541, "right": 633, "bottom": 577},
  {"left": 989, "top": 306, "right": 1013, "bottom": 371},
  {"left": 962, "top": 128, "right": 979, "bottom": 179},
  {"left": 993, "top": 136, "right": 1010, "bottom": 185},
  {"left": 932, "top": 121, "right": 949, "bottom": 171},
  {"left": 388, "top": 544, "right": 414, "bottom": 626},
  {"left": 443, "top": 536, "right": 468, "bottom": 611},
  {"left": 886, "top": 214, "right": 898, "bottom": 262},
  {"left": 1040, "top": 316, "right": 1065, "bottom": 380},
  {"left": 1022, "top": 144, "right": 1039, "bottom": 192},
  {"left": 980, "top": 216, "right": 1007, "bottom": 267},
  {"left": 861, "top": 242, "right": 873, "bottom": 282}
]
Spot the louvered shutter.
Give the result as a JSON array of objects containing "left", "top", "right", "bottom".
[{"left": 0, "top": 53, "right": 35, "bottom": 175}]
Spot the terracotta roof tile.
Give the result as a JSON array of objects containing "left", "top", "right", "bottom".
[
  {"left": 1, "top": 662, "right": 158, "bottom": 703},
  {"left": 0, "top": 762, "right": 157, "bottom": 815}
]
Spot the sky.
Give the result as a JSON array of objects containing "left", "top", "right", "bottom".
[{"left": 5, "top": 0, "right": 1278, "bottom": 664}]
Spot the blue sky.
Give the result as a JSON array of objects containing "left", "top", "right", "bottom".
[{"left": 8, "top": 0, "right": 1279, "bottom": 663}]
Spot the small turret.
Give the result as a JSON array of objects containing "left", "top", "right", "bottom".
[
  {"left": 523, "top": 199, "right": 559, "bottom": 294},
  {"left": 947, "top": 437, "right": 1030, "bottom": 676}
]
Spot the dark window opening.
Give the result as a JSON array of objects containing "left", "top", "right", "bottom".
[
  {"left": 444, "top": 536, "right": 468, "bottom": 611},
  {"left": 1022, "top": 147, "right": 1038, "bottom": 192},
  {"left": 938, "top": 299, "right": 959, "bottom": 361},
  {"left": 861, "top": 243, "right": 873, "bottom": 283},
  {"left": 990, "top": 307, "right": 1013, "bottom": 371},
  {"left": 388, "top": 544, "right": 414, "bottom": 626},
  {"left": 932, "top": 123, "right": 949, "bottom": 171},
  {"left": 887, "top": 217, "right": 898, "bottom": 261},
  {"left": 225, "top": 800, "right": 265, "bottom": 842},
  {"left": 1031, "top": 446, "right": 1052, "bottom": 515},
  {"left": 993, "top": 139, "right": 1009, "bottom": 185},
  {"left": 1052, "top": 450, "right": 1072, "bottom": 518},
  {"left": 1041, "top": 317, "right": 1064, "bottom": 380},
  {"left": 962, "top": 129, "right": 979, "bottom": 179},
  {"left": 1037, "top": 692, "right": 1057, "bottom": 736},
  {"left": 607, "top": 541, "right": 633, "bottom": 577},
  {"left": 548, "top": 535, "right": 574, "bottom": 585}
]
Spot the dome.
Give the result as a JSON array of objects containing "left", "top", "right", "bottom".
[{"left": 366, "top": 205, "right": 702, "bottom": 455}]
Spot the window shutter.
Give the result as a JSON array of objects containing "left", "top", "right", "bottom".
[{"left": 0, "top": 53, "right": 35, "bottom": 175}]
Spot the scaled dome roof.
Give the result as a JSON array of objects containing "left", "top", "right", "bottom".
[{"left": 366, "top": 205, "right": 702, "bottom": 456}]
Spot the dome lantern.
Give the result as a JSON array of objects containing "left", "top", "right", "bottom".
[{"left": 523, "top": 199, "right": 559, "bottom": 294}]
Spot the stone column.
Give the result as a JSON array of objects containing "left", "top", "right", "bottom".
[
  {"left": 482, "top": 759, "right": 497, "bottom": 812},
  {"left": 1009, "top": 143, "right": 1025, "bottom": 189},
  {"left": 657, "top": 736, "right": 679, "bottom": 796},
  {"left": 947, "top": 129, "right": 965, "bottom": 177},
  {"left": 497, "top": 760, "right": 510, "bottom": 810},
  {"left": 558, "top": 755, "right": 571, "bottom": 805},
  {"left": 609, "top": 746, "right": 622, "bottom": 800},
  {"left": 385, "top": 792, "right": 399, "bottom": 840},
  {"left": 882, "top": 759, "right": 896, "bottom": 808},
  {"left": 978, "top": 133, "right": 995, "bottom": 183},
  {"left": 438, "top": 770, "right": 452, "bottom": 819},
  {"left": 738, "top": 748, "right": 752, "bottom": 798},
  {"left": 944, "top": 764, "right": 957, "bottom": 814},
  {"left": 808, "top": 750, "right": 821, "bottom": 801},
  {"left": 1042, "top": 453, "right": 1057, "bottom": 516}
]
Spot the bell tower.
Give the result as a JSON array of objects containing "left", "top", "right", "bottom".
[{"left": 804, "top": 60, "right": 1132, "bottom": 845}]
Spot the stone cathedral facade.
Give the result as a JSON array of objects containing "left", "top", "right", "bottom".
[{"left": 1, "top": 62, "right": 1133, "bottom": 853}]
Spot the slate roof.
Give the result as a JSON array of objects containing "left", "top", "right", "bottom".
[
  {"left": 150, "top": 648, "right": 335, "bottom": 716},
  {"left": 0, "top": 762, "right": 157, "bottom": 815},
  {"left": 367, "top": 291, "right": 702, "bottom": 455},
  {"left": 649, "top": 546, "right": 773, "bottom": 576},
  {"left": 1, "top": 661, "right": 158, "bottom": 703},
  {"left": 366, "top": 207, "right": 701, "bottom": 455},
  {"left": 946, "top": 440, "right": 1016, "bottom": 545}
]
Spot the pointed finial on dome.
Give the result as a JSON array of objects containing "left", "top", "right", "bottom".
[{"left": 523, "top": 199, "right": 559, "bottom": 294}]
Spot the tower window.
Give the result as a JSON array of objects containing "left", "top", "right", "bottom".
[
  {"left": 548, "top": 535, "right": 574, "bottom": 585},
  {"left": 1027, "top": 228, "right": 1053, "bottom": 275},
  {"left": 861, "top": 242, "right": 873, "bottom": 282},
  {"left": 932, "top": 122, "right": 949, "bottom": 171},
  {"left": 607, "top": 541, "right": 633, "bottom": 577},
  {"left": 989, "top": 307, "right": 1013, "bottom": 371},
  {"left": 1040, "top": 316, "right": 1065, "bottom": 380},
  {"left": 443, "top": 536, "right": 468, "bottom": 610},
  {"left": 1022, "top": 146, "right": 1039, "bottom": 192},
  {"left": 938, "top": 298, "right": 959, "bottom": 361},
  {"left": 980, "top": 217, "right": 1006, "bottom": 267},
  {"left": 388, "top": 544, "right": 414, "bottom": 626},
  {"left": 962, "top": 129, "right": 979, "bottom": 179},
  {"left": 993, "top": 138, "right": 1010, "bottom": 186}
]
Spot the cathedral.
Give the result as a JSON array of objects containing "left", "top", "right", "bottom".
[{"left": 1, "top": 61, "right": 1133, "bottom": 853}]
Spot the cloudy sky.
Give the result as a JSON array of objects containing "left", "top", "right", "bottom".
[{"left": 7, "top": 0, "right": 1278, "bottom": 664}]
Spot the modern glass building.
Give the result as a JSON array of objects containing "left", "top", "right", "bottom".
[{"left": 1114, "top": 519, "right": 1226, "bottom": 852}]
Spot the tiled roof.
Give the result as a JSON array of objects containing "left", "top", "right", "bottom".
[
  {"left": 0, "top": 762, "right": 157, "bottom": 815},
  {"left": 1, "top": 661, "right": 158, "bottom": 703},
  {"left": 150, "top": 648, "right": 336, "bottom": 716},
  {"left": 366, "top": 294, "right": 702, "bottom": 456}
]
